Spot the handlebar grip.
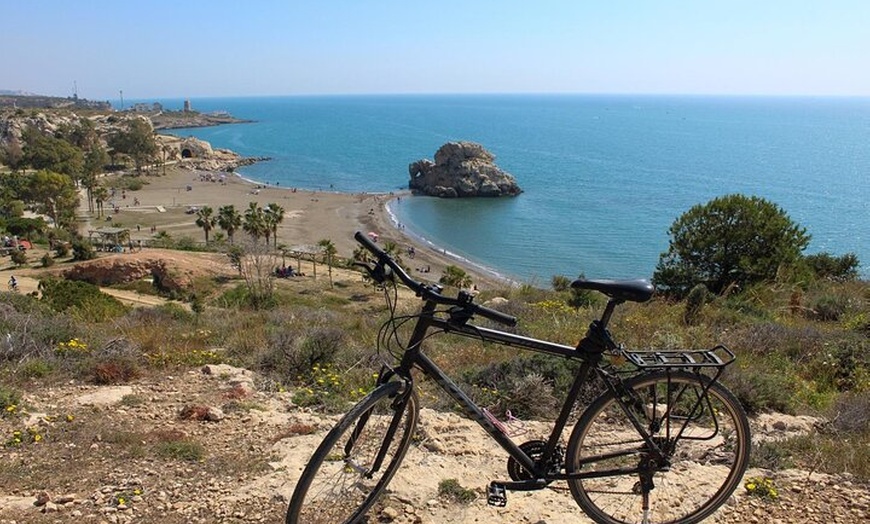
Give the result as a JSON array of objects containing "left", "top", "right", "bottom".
[
  {"left": 354, "top": 231, "right": 387, "bottom": 259},
  {"left": 473, "top": 304, "right": 517, "bottom": 327}
]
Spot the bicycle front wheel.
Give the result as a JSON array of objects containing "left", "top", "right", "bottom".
[
  {"left": 566, "top": 370, "right": 750, "bottom": 524},
  {"left": 285, "top": 381, "right": 419, "bottom": 524}
]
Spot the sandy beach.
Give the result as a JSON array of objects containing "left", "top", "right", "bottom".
[{"left": 97, "top": 165, "right": 504, "bottom": 289}]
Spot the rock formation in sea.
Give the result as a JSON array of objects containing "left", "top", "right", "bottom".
[{"left": 408, "top": 141, "right": 522, "bottom": 198}]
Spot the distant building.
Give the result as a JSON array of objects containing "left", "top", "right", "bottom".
[
  {"left": 183, "top": 99, "right": 192, "bottom": 112},
  {"left": 131, "top": 102, "right": 163, "bottom": 113}
]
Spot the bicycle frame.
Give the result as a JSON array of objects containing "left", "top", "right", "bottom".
[{"left": 383, "top": 298, "right": 671, "bottom": 487}]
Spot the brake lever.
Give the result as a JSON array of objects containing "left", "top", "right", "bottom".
[{"left": 353, "top": 261, "right": 393, "bottom": 284}]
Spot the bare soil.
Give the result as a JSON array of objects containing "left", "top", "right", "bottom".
[{"left": 1, "top": 366, "right": 867, "bottom": 524}]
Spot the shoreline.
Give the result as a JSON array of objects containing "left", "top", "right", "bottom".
[
  {"left": 101, "top": 165, "right": 508, "bottom": 290},
  {"left": 384, "top": 199, "right": 518, "bottom": 285}
]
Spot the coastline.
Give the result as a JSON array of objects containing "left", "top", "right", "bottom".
[{"left": 106, "top": 165, "right": 507, "bottom": 290}]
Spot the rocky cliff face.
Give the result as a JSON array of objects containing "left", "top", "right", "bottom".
[
  {"left": 0, "top": 110, "right": 264, "bottom": 173},
  {"left": 408, "top": 142, "right": 522, "bottom": 198}
]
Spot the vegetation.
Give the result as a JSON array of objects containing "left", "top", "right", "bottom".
[
  {"left": 195, "top": 205, "right": 216, "bottom": 244},
  {"left": 106, "top": 118, "right": 158, "bottom": 175},
  {"left": 440, "top": 264, "right": 472, "bottom": 289},
  {"left": 0, "top": 243, "right": 864, "bottom": 481},
  {"left": 217, "top": 204, "right": 242, "bottom": 244},
  {"left": 438, "top": 478, "right": 477, "bottom": 503},
  {"left": 654, "top": 194, "right": 810, "bottom": 297}
]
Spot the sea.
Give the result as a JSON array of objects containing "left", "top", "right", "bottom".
[{"left": 143, "top": 95, "right": 870, "bottom": 282}]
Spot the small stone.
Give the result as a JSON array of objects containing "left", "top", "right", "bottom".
[
  {"left": 34, "top": 491, "right": 51, "bottom": 506},
  {"left": 381, "top": 507, "right": 400, "bottom": 521},
  {"left": 56, "top": 494, "right": 75, "bottom": 504}
]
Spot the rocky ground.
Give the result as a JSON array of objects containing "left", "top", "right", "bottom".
[{"left": 1, "top": 365, "right": 867, "bottom": 524}]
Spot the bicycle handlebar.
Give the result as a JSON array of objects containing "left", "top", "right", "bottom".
[{"left": 354, "top": 231, "right": 517, "bottom": 327}]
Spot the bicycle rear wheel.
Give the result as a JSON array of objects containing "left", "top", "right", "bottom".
[
  {"left": 285, "top": 381, "right": 418, "bottom": 524},
  {"left": 566, "top": 370, "right": 750, "bottom": 524}
]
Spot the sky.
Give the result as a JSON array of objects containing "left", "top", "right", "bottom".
[{"left": 6, "top": 0, "right": 870, "bottom": 100}]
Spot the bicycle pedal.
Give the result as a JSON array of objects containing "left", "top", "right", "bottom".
[{"left": 487, "top": 482, "right": 507, "bottom": 507}]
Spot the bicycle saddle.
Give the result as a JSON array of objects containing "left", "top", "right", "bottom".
[{"left": 571, "top": 278, "right": 654, "bottom": 303}]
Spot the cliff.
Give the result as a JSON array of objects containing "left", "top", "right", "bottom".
[{"left": 408, "top": 142, "right": 522, "bottom": 198}]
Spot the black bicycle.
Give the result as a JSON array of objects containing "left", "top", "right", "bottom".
[{"left": 285, "top": 232, "right": 750, "bottom": 524}]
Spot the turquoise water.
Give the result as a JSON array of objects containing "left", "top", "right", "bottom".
[{"left": 158, "top": 95, "right": 870, "bottom": 281}]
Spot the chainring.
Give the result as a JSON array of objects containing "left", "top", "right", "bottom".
[{"left": 507, "top": 440, "right": 557, "bottom": 483}]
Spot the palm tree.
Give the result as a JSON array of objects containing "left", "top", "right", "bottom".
[
  {"left": 93, "top": 185, "right": 109, "bottom": 218},
  {"left": 440, "top": 265, "right": 472, "bottom": 289},
  {"left": 243, "top": 202, "right": 267, "bottom": 243},
  {"left": 352, "top": 246, "right": 370, "bottom": 263},
  {"left": 382, "top": 240, "right": 403, "bottom": 267},
  {"left": 318, "top": 238, "right": 337, "bottom": 288},
  {"left": 217, "top": 204, "right": 242, "bottom": 244},
  {"left": 195, "top": 206, "right": 216, "bottom": 244},
  {"left": 265, "top": 203, "right": 285, "bottom": 248}
]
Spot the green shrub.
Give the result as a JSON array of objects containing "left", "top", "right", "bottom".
[
  {"left": 155, "top": 439, "right": 205, "bottom": 461},
  {"left": 54, "top": 242, "right": 70, "bottom": 258},
  {"left": 0, "top": 386, "right": 22, "bottom": 418},
  {"left": 38, "top": 278, "right": 128, "bottom": 322},
  {"left": 10, "top": 249, "right": 28, "bottom": 267},
  {"left": 810, "top": 294, "right": 849, "bottom": 321},
  {"left": 265, "top": 324, "right": 345, "bottom": 381},
  {"left": 71, "top": 239, "right": 96, "bottom": 261},
  {"left": 438, "top": 479, "right": 477, "bottom": 503},
  {"left": 828, "top": 391, "right": 870, "bottom": 434},
  {"left": 744, "top": 476, "right": 779, "bottom": 499},
  {"left": 684, "top": 283, "right": 709, "bottom": 326},
  {"left": 40, "top": 253, "right": 55, "bottom": 268},
  {"left": 750, "top": 441, "right": 795, "bottom": 470},
  {"left": 722, "top": 361, "right": 799, "bottom": 414},
  {"left": 804, "top": 252, "right": 860, "bottom": 281},
  {"left": 19, "top": 359, "right": 55, "bottom": 379},
  {"left": 0, "top": 295, "right": 78, "bottom": 363},
  {"left": 551, "top": 275, "right": 572, "bottom": 292}
]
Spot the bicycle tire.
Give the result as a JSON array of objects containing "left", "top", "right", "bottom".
[
  {"left": 566, "top": 370, "right": 750, "bottom": 524},
  {"left": 285, "top": 381, "right": 418, "bottom": 524}
]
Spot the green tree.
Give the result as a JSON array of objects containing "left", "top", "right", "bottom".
[
  {"left": 57, "top": 117, "right": 99, "bottom": 150},
  {"left": 93, "top": 185, "right": 109, "bottom": 218},
  {"left": 1, "top": 136, "right": 25, "bottom": 172},
  {"left": 217, "top": 204, "right": 242, "bottom": 244},
  {"left": 5, "top": 217, "right": 47, "bottom": 240},
  {"left": 318, "top": 238, "right": 337, "bottom": 288},
  {"left": 81, "top": 146, "right": 109, "bottom": 213},
  {"left": 653, "top": 194, "right": 810, "bottom": 297},
  {"left": 265, "top": 203, "right": 285, "bottom": 248},
  {"left": 803, "top": 252, "right": 860, "bottom": 281},
  {"left": 107, "top": 118, "right": 157, "bottom": 175},
  {"left": 26, "top": 170, "right": 80, "bottom": 230},
  {"left": 242, "top": 202, "right": 268, "bottom": 243},
  {"left": 195, "top": 205, "right": 216, "bottom": 244},
  {"left": 22, "top": 127, "right": 84, "bottom": 178},
  {"left": 440, "top": 265, "right": 472, "bottom": 289}
]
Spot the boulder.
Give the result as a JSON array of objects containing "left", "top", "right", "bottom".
[{"left": 408, "top": 142, "right": 522, "bottom": 198}]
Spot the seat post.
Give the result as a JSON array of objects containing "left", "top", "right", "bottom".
[{"left": 599, "top": 298, "right": 623, "bottom": 329}]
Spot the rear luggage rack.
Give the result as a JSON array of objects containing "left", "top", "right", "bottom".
[{"left": 624, "top": 345, "right": 735, "bottom": 369}]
